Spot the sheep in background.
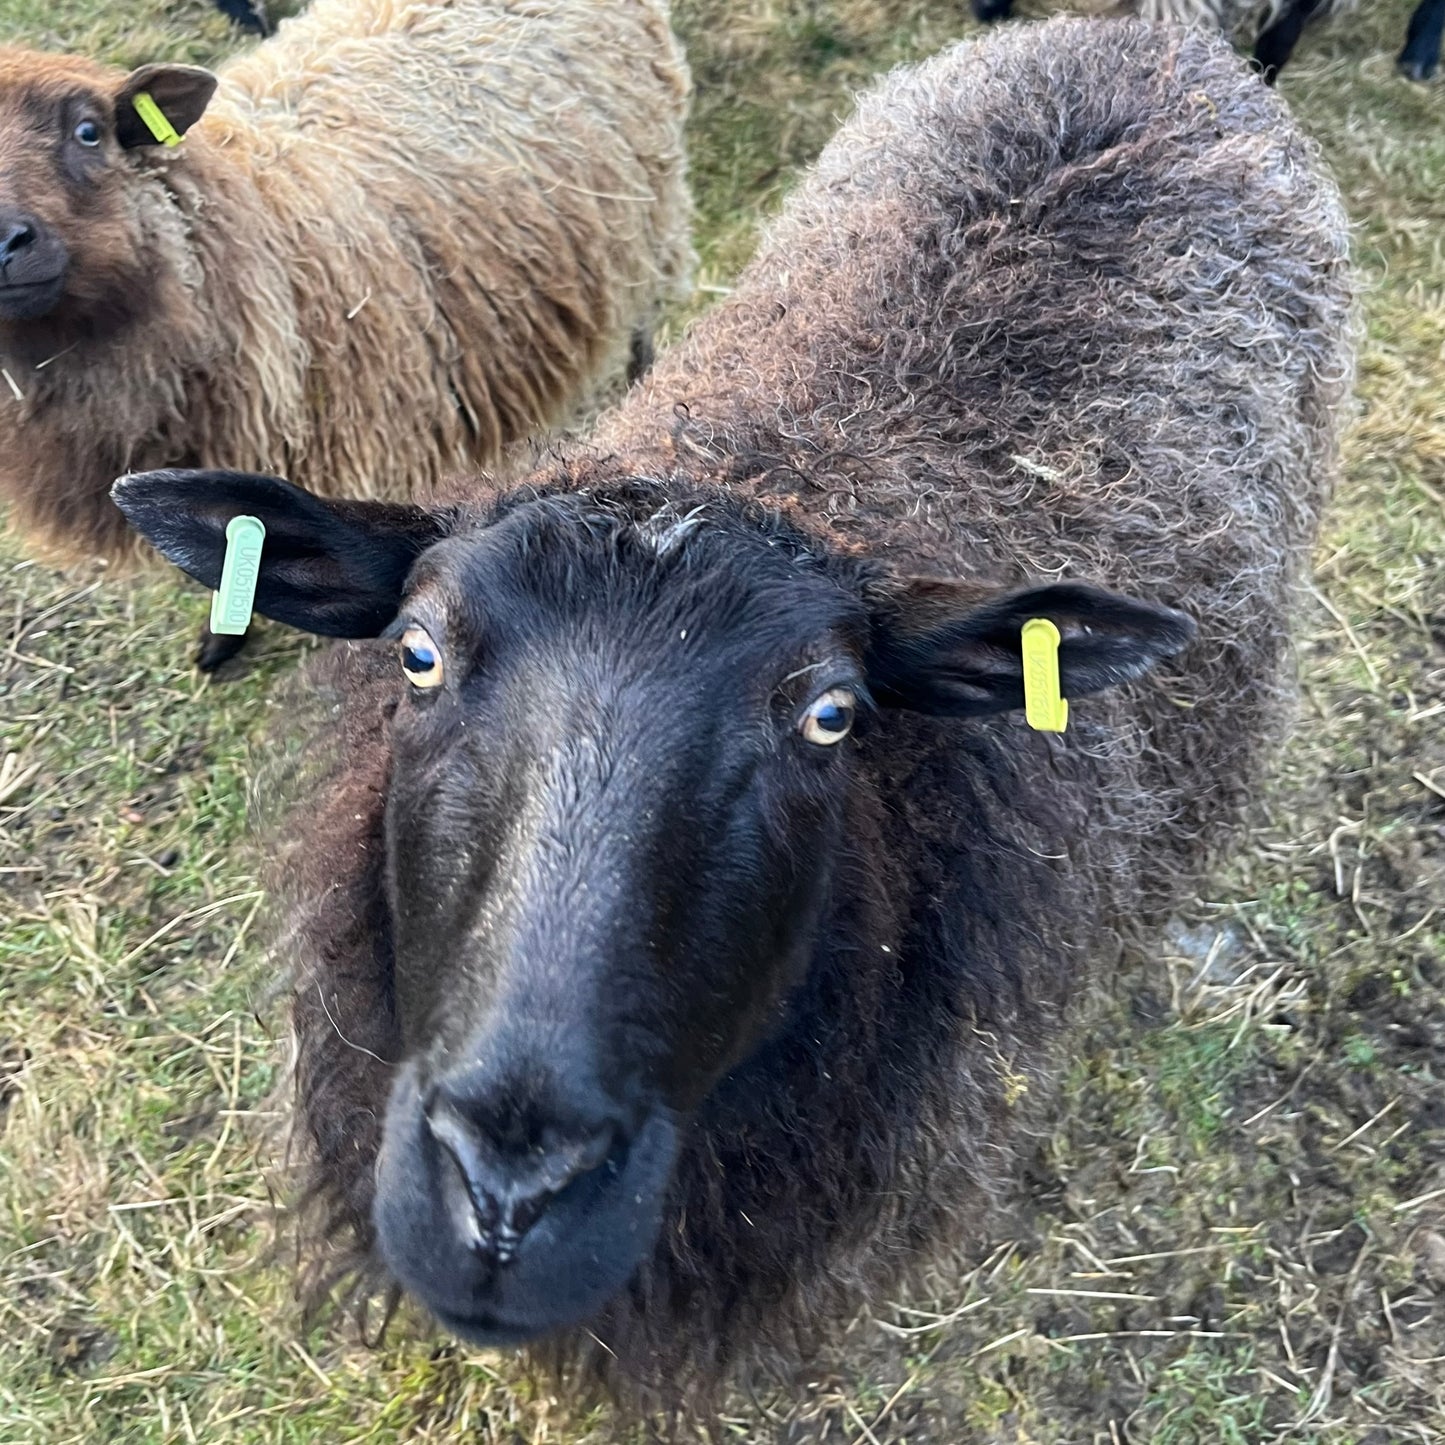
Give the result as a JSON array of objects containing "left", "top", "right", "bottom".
[
  {"left": 1216, "top": 0, "right": 1444, "bottom": 80},
  {"left": 1397, "top": 0, "right": 1444, "bottom": 77},
  {"left": 0, "top": 0, "right": 690, "bottom": 665},
  {"left": 971, "top": 0, "right": 1409, "bottom": 83},
  {"left": 1132, "top": 0, "right": 1354, "bottom": 79},
  {"left": 115, "top": 16, "right": 1354, "bottom": 1407}
]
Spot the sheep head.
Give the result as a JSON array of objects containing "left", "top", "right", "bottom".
[
  {"left": 112, "top": 465, "right": 1196, "bottom": 1345},
  {"left": 0, "top": 50, "right": 214, "bottom": 349}
]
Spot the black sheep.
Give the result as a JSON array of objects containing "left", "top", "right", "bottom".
[{"left": 116, "top": 17, "right": 1355, "bottom": 1409}]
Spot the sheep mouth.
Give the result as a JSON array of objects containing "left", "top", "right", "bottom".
[
  {"left": 0, "top": 274, "right": 66, "bottom": 322},
  {"left": 428, "top": 1303, "right": 550, "bottom": 1349},
  {"left": 373, "top": 1065, "right": 680, "bottom": 1346}
]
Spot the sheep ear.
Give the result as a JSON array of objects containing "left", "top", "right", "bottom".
[
  {"left": 111, "top": 470, "right": 450, "bottom": 638},
  {"left": 115, "top": 65, "right": 218, "bottom": 149},
  {"left": 865, "top": 578, "right": 1196, "bottom": 717}
]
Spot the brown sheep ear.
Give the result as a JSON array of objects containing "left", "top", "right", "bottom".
[
  {"left": 865, "top": 577, "right": 1196, "bottom": 718},
  {"left": 114, "top": 65, "right": 218, "bottom": 150},
  {"left": 111, "top": 469, "right": 453, "bottom": 638}
]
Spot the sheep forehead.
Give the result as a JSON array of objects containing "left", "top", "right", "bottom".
[
  {"left": 623, "top": 498, "right": 829, "bottom": 574},
  {"left": 0, "top": 54, "right": 112, "bottom": 164},
  {"left": 0, "top": 50, "right": 115, "bottom": 104},
  {"left": 408, "top": 505, "right": 855, "bottom": 670},
  {"left": 637, "top": 502, "right": 709, "bottom": 557},
  {"left": 469, "top": 489, "right": 812, "bottom": 569}
]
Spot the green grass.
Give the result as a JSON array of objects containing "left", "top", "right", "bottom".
[
  {"left": 2, "top": 0, "right": 1444, "bottom": 1441},
  {"left": 1132, "top": 1346, "right": 1270, "bottom": 1445},
  {"left": 0, "top": 0, "right": 236, "bottom": 66}
]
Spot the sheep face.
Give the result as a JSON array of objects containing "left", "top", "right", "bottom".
[
  {"left": 111, "top": 467, "right": 1197, "bottom": 1346},
  {"left": 0, "top": 52, "right": 214, "bottom": 352},
  {"left": 372, "top": 496, "right": 877, "bottom": 1342}
]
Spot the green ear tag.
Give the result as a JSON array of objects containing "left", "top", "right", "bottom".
[
  {"left": 210, "top": 515, "right": 265, "bottom": 635},
  {"left": 133, "top": 91, "right": 182, "bottom": 147}
]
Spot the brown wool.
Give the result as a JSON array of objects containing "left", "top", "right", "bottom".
[{"left": 0, "top": 0, "right": 691, "bottom": 562}]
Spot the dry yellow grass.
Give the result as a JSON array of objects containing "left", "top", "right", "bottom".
[{"left": 0, "top": 0, "right": 1441, "bottom": 1440}]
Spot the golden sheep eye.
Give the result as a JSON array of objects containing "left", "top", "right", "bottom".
[
  {"left": 400, "top": 625, "right": 444, "bottom": 689},
  {"left": 74, "top": 120, "right": 102, "bottom": 147},
  {"left": 800, "top": 687, "right": 856, "bottom": 746}
]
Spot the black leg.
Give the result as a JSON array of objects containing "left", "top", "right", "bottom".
[
  {"left": 1253, "top": 0, "right": 1326, "bottom": 83},
  {"left": 196, "top": 622, "right": 250, "bottom": 673},
  {"left": 627, "top": 325, "right": 655, "bottom": 386},
  {"left": 972, "top": 0, "right": 1014, "bottom": 22},
  {"left": 210, "top": 0, "right": 272, "bottom": 36},
  {"left": 1399, "top": 0, "right": 1445, "bottom": 80}
]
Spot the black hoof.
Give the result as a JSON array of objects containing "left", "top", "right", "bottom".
[
  {"left": 972, "top": 0, "right": 1014, "bottom": 20},
  {"left": 1397, "top": 57, "right": 1437, "bottom": 81},
  {"left": 196, "top": 625, "right": 249, "bottom": 673}
]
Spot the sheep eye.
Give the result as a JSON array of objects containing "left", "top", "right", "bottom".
[
  {"left": 800, "top": 687, "right": 856, "bottom": 746},
  {"left": 400, "top": 625, "right": 444, "bottom": 689},
  {"left": 73, "top": 120, "right": 102, "bottom": 147}
]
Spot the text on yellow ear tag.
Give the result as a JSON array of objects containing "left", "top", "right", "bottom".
[
  {"left": 1021, "top": 618, "right": 1068, "bottom": 732},
  {"left": 133, "top": 91, "right": 182, "bottom": 148}
]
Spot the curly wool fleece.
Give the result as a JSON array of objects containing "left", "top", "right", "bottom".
[{"left": 0, "top": 0, "right": 690, "bottom": 560}]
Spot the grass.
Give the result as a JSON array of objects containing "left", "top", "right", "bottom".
[{"left": 1, "top": 0, "right": 1443, "bottom": 1440}]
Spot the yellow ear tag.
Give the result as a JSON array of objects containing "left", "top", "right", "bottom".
[
  {"left": 133, "top": 91, "right": 182, "bottom": 148},
  {"left": 210, "top": 515, "right": 266, "bottom": 636},
  {"left": 1021, "top": 618, "right": 1068, "bottom": 733}
]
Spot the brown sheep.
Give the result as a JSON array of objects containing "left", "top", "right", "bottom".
[
  {"left": 114, "top": 16, "right": 1354, "bottom": 1410},
  {"left": 0, "top": 0, "right": 690, "bottom": 617}
]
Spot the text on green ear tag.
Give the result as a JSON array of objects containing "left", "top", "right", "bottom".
[
  {"left": 210, "top": 515, "right": 266, "bottom": 636},
  {"left": 1021, "top": 617, "right": 1068, "bottom": 732}
]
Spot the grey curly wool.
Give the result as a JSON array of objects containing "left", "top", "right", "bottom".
[
  {"left": 273, "top": 16, "right": 1354, "bottom": 1407},
  {"left": 0, "top": 0, "right": 690, "bottom": 561}
]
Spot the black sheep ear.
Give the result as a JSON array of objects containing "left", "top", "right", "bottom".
[
  {"left": 111, "top": 469, "right": 452, "bottom": 638},
  {"left": 865, "top": 577, "right": 1196, "bottom": 717},
  {"left": 114, "top": 65, "right": 218, "bottom": 149}
]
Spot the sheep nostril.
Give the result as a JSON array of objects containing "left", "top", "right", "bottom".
[
  {"left": 536, "top": 1120, "right": 619, "bottom": 1192},
  {"left": 431, "top": 1125, "right": 501, "bottom": 1248},
  {"left": 0, "top": 220, "right": 36, "bottom": 264},
  {"left": 424, "top": 1092, "right": 621, "bottom": 1262}
]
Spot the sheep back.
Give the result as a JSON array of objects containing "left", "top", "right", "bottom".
[{"left": 594, "top": 14, "right": 1354, "bottom": 903}]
